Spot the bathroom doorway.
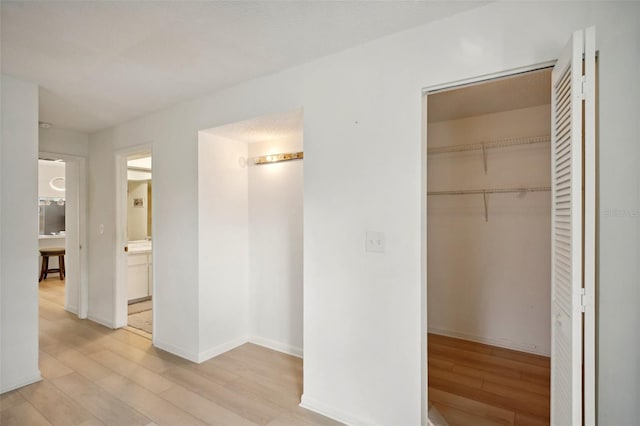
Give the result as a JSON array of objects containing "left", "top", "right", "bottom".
[
  {"left": 125, "top": 152, "right": 153, "bottom": 337},
  {"left": 115, "top": 148, "right": 154, "bottom": 337}
]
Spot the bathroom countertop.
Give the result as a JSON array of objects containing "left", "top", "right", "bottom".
[
  {"left": 39, "top": 234, "right": 66, "bottom": 239},
  {"left": 128, "top": 240, "right": 152, "bottom": 254}
]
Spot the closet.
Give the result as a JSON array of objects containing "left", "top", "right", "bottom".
[{"left": 426, "top": 68, "right": 552, "bottom": 425}]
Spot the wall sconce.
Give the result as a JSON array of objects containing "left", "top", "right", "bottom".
[{"left": 254, "top": 152, "right": 304, "bottom": 165}]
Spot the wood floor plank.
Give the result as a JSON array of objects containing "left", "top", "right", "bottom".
[
  {"left": 54, "top": 348, "right": 113, "bottom": 382},
  {"left": 51, "top": 373, "right": 151, "bottom": 426},
  {"left": 0, "top": 401, "right": 53, "bottom": 426},
  {"left": 0, "top": 390, "right": 26, "bottom": 412},
  {"left": 428, "top": 388, "right": 515, "bottom": 425},
  {"left": 452, "top": 365, "right": 549, "bottom": 396},
  {"left": 89, "top": 351, "right": 173, "bottom": 394},
  {"left": 163, "top": 366, "right": 285, "bottom": 425},
  {"left": 184, "top": 357, "right": 240, "bottom": 386},
  {"left": 19, "top": 379, "right": 102, "bottom": 426},
  {"left": 481, "top": 381, "right": 549, "bottom": 416},
  {"left": 98, "top": 337, "right": 177, "bottom": 374},
  {"left": 429, "top": 343, "right": 533, "bottom": 376},
  {"left": 429, "top": 352, "right": 522, "bottom": 380},
  {"left": 429, "top": 366, "right": 483, "bottom": 389},
  {"left": 159, "top": 385, "right": 257, "bottom": 426},
  {"left": 39, "top": 351, "right": 74, "bottom": 379},
  {"left": 514, "top": 412, "right": 549, "bottom": 426},
  {"left": 268, "top": 406, "right": 344, "bottom": 426},
  {"left": 432, "top": 402, "right": 513, "bottom": 426},
  {"left": 96, "top": 374, "right": 206, "bottom": 426}
]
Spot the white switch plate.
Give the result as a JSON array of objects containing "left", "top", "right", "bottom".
[{"left": 365, "top": 231, "right": 385, "bottom": 253}]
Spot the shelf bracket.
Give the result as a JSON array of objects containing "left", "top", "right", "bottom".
[
  {"left": 481, "top": 142, "right": 488, "bottom": 174},
  {"left": 482, "top": 190, "right": 489, "bottom": 222}
]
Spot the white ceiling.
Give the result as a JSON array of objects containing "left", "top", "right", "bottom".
[
  {"left": 1, "top": 1, "right": 485, "bottom": 134},
  {"left": 427, "top": 68, "right": 552, "bottom": 122},
  {"left": 204, "top": 108, "right": 303, "bottom": 144}
]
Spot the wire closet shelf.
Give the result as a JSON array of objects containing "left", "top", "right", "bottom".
[
  {"left": 427, "top": 135, "right": 551, "bottom": 173},
  {"left": 427, "top": 186, "right": 551, "bottom": 222}
]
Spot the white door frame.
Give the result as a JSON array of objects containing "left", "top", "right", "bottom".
[
  {"left": 39, "top": 151, "right": 89, "bottom": 318},
  {"left": 114, "top": 144, "right": 154, "bottom": 332},
  {"left": 421, "top": 60, "right": 558, "bottom": 426}
]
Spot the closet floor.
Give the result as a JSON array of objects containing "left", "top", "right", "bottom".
[{"left": 428, "top": 333, "right": 550, "bottom": 426}]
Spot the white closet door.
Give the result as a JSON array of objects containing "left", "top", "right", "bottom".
[{"left": 551, "top": 27, "right": 596, "bottom": 426}]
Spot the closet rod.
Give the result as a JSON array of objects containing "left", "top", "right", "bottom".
[
  {"left": 427, "top": 186, "right": 551, "bottom": 196},
  {"left": 427, "top": 135, "right": 551, "bottom": 155}
]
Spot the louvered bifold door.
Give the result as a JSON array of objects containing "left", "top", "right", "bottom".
[{"left": 551, "top": 27, "right": 596, "bottom": 426}]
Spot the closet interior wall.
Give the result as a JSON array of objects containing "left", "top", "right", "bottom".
[{"left": 427, "top": 102, "right": 551, "bottom": 356}]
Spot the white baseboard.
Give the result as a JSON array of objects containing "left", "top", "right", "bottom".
[
  {"left": 248, "top": 335, "right": 303, "bottom": 358},
  {"left": 87, "top": 313, "right": 116, "bottom": 329},
  {"left": 65, "top": 304, "right": 78, "bottom": 315},
  {"left": 0, "top": 371, "right": 42, "bottom": 394},
  {"left": 300, "top": 394, "right": 372, "bottom": 426},
  {"left": 154, "top": 338, "right": 200, "bottom": 363},
  {"left": 428, "top": 327, "right": 550, "bottom": 357},
  {"left": 153, "top": 334, "right": 303, "bottom": 364},
  {"left": 196, "top": 335, "right": 249, "bottom": 364}
]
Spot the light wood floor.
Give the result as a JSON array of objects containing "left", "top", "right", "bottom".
[
  {"left": 428, "top": 333, "right": 550, "bottom": 426},
  {"left": 0, "top": 278, "right": 342, "bottom": 426}
]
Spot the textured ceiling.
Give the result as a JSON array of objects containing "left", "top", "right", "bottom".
[
  {"left": 428, "top": 68, "right": 552, "bottom": 122},
  {"left": 204, "top": 108, "right": 303, "bottom": 144},
  {"left": 1, "top": 1, "right": 485, "bottom": 133}
]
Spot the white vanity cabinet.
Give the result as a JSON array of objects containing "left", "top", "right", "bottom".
[{"left": 127, "top": 244, "right": 152, "bottom": 302}]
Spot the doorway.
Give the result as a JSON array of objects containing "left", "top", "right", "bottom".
[
  {"left": 38, "top": 153, "right": 88, "bottom": 318},
  {"left": 126, "top": 152, "right": 153, "bottom": 337},
  {"left": 425, "top": 67, "right": 553, "bottom": 424},
  {"left": 114, "top": 147, "right": 154, "bottom": 337}
]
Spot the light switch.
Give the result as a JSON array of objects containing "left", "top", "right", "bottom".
[
  {"left": 99, "top": 224, "right": 104, "bottom": 235},
  {"left": 365, "top": 231, "right": 385, "bottom": 253}
]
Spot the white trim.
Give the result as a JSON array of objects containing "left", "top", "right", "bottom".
[
  {"left": 65, "top": 304, "right": 78, "bottom": 315},
  {"left": 196, "top": 335, "right": 249, "bottom": 363},
  {"left": 582, "top": 25, "right": 597, "bottom": 426},
  {"left": 423, "top": 60, "right": 556, "bottom": 94},
  {"left": 420, "top": 87, "right": 429, "bottom": 426},
  {"left": 428, "top": 328, "right": 550, "bottom": 357},
  {"left": 248, "top": 335, "right": 303, "bottom": 358},
  {"left": 87, "top": 313, "right": 116, "bottom": 329},
  {"left": 0, "top": 372, "right": 41, "bottom": 394},
  {"left": 154, "top": 338, "right": 201, "bottom": 363},
  {"left": 300, "top": 395, "right": 374, "bottom": 426}
]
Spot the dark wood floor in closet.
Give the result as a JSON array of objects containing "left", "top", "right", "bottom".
[{"left": 428, "top": 333, "right": 550, "bottom": 426}]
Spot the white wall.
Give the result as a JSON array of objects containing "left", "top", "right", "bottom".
[
  {"left": 197, "top": 133, "right": 249, "bottom": 361},
  {"left": 86, "top": 2, "right": 640, "bottom": 424},
  {"left": 427, "top": 105, "right": 551, "bottom": 356},
  {"left": 0, "top": 75, "right": 41, "bottom": 393},
  {"left": 39, "top": 127, "right": 89, "bottom": 158},
  {"left": 248, "top": 138, "right": 304, "bottom": 356}
]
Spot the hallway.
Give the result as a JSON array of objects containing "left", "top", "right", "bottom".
[{"left": 0, "top": 279, "right": 339, "bottom": 426}]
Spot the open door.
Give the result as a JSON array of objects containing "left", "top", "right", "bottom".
[{"left": 551, "top": 27, "right": 596, "bottom": 425}]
